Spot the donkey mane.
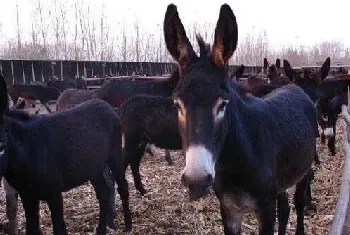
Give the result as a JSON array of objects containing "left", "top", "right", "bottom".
[{"left": 196, "top": 34, "right": 211, "bottom": 58}]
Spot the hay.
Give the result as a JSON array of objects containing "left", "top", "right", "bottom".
[{"left": 0, "top": 107, "right": 344, "bottom": 235}]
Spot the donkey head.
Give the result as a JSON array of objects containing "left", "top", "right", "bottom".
[
  {"left": 316, "top": 78, "right": 350, "bottom": 137},
  {"left": 231, "top": 64, "right": 245, "bottom": 81},
  {"left": 283, "top": 57, "right": 330, "bottom": 102},
  {"left": 164, "top": 4, "right": 238, "bottom": 198}
]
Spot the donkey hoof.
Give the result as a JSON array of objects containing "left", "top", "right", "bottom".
[
  {"left": 139, "top": 188, "right": 147, "bottom": 196},
  {"left": 95, "top": 227, "right": 107, "bottom": 235},
  {"left": 123, "top": 224, "right": 132, "bottom": 233},
  {"left": 107, "top": 220, "right": 116, "bottom": 230},
  {"left": 166, "top": 159, "right": 174, "bottom": 166},
  {"left": 305, "top": 204, "right": 317, "bottom": 215},
  {"left": 314, "top": 159, "right": 321, "bottom": 166}
]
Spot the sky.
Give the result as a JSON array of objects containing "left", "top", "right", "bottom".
[{"left": 1, "top": 0, "right": 350, "bottom": 49}]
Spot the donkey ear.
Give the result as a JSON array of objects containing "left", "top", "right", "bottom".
[
  {"left": 283, "top": 60, "right": 295, "bottom": 80},
  {"left": 263, "top": 58, "right": 269, "bottom": 70},
  {"left": 276, "top": 58, "right": 281, "bottom": 69},
  {"left": 320, "top": 57, "right": 330, "bottom": 80},
  {"left": 211, "top": 4, "right": 238, "bottom": 67},
  {"left": 0, "top": 75, "right": 8, "bottom": 115},
  {"left": 163, "top": 4, "right": 197, "bottom": 70}
]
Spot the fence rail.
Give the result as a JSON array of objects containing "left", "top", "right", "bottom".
[
  {"left": 328, "top": 104, "right": 350, "bottom": 235},
  {"left": 1, "top": 59, "right": 347, "bottom": 87},
  {"left": 0, "top": 59, "right": 264, "bottom": 85}
]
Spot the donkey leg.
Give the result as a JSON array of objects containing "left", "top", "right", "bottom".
[
  {"left": 327, "top": 126, "right": 336, "bottom": 156},
  {"left": 215, "top": 193, "right": 243, "bottom": 235},
  {"left": 220, "top": 202, "right": 243, "bottom": 235},
  {"left": 320, "top": 130, "right": 326, "bottom": 144},
  {"left": 313, "top": 152, "right": 320, "bottom": 165},
  {"left": 130, "top": 151, "right": 147, "bottom": 195},
  {"left": 305, "top": 168, "right": 316, "bottom": 214},
  {"left": 21, "top": 195, "right": 43, "bottom": 235},
  {"left": 91, "top": 172, "right": 110, "bottom": 235},
  {"left": 257, "top": 198, "right": 276, "bottom": 235},
  {"left": 102, "top": 167, "right": 117, "bottom": 229},
  {"left": 44, "top": 103, "right": 52, "bottom": 113},
  {"left": 313, "top": 142, "right": 320, "bottom": 165},
  {"left": 293, "top": 172, "right": 311, "bottom": 235},
  {"left": 47, "top": 192, "right": 68, "bottom": 235},
  {"left": 144, "top": 144, "right": 154, "bottom": 157},
  {"left": 277, "top": 192, "right": 290, "bottom": 235},
  {"left": 34, "top": 107, "right": 41, "bottom": 115},
  {"left": 108, "top": 132, "right": 132, "bottom": 232},
  {"left": 108, "top": 158, "right": 132, "bottom": 232},
  {"left": 164, "top": 150, "right": 174, "bottom": 166},
  {"left": 328, "top": 136, "right": 336, "bottom": 156},
  {"left": 4, "top": 180, "right": 19, "bottom": 235},
  {"left": 125, "top": 138, "right": 147, "bottom": 195}
]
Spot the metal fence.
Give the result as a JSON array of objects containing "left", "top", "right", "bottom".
[{"left": 0, "top": 60, "right": 263, "bottom": 85}]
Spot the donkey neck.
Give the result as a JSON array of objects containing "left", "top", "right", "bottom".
[
  {"left": 220, "top": 91, "right": 275, "bottom": 177},
  {"left": 4, "top": 115, "right": 51, "bottom": 178}
]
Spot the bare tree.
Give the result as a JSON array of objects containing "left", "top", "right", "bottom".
[
  {"left": 59, "top": 1, "right": 69, "bottom": 59},
  {"left": 121, "top": 21, "right": 127, "bottom": 62},
  {"left": 52, "top": 0, "right": 61, "bottom": 59},
  {"left": 2, "top": 0, "right": 350, "bottom": 66},
  {"left": 74, "top": 1, "right": 79, "bottom": 60},
  {"left": 37, "top": 0, "right": 50, "bottom": 59},
  {"left": 134, "top": 17, "right": 140, "bottom": 62},
  {"left": 88, "top": 6, "right": 97, "bottom": 60},
  {"left": 15, "top": 2, "right": 22, "bottom": 59}
]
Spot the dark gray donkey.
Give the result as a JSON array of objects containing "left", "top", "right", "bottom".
[
  {"left": 164, "top": 4, "right": 316, "bottom": 235},
  {"left": 0, "top": 75, "right": 132, "bottom": 235}
]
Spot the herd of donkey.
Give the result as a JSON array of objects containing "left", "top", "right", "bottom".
[{"left": 1, "top": 3, "right": 350, "bottom": 235}]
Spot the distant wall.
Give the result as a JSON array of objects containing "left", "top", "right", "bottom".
[{"left": 0, "top": 59, "right": 263, "bottom": 85}]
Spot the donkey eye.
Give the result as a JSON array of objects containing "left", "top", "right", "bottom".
[
  {"left": 173, "top": 100, "right": 184, "bottom": 115},
  {"left": 173, "top": 101, "right": 180, "bottom": 110},
  {"left": 217, "top": 100, "right": 229, "bottom": 114}
]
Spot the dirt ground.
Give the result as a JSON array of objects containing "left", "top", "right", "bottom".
[{"left": 0, "top": 104, "right": 344, "bottom": 234}]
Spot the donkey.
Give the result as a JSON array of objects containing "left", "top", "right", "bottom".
[
  {"left": 0, "top": 76, "right": 132, "bottom": 235},
  {"left": 283, "top": 58, "right": 331, "bottom": 155},
  {"left": 234, "top": 59, "right": 288, "bottom": 93},
  {"left": 315, "top": 77, "right": 350, "bottom": 155},
  {"left": 96, "top": 71, "right": 180, "bottom": 108},
  {"left": 164, "top": 4, "right": 316, "bottom": 235},
  {"left": 56, "top": 88, "right": 97, "bottom": 110},
  {"left": 268, "top": 62, "right": 290, "bottom": 86},
  {"left": 283, "top": 58, "right": 330, "bottom": 103},
  {"left": 230, "top": 65, "right": 245, "bottom": 81},
  {"left": 119, "top": 94, "right": 181, "bottom": 195},
  {"left": 8, "top": 84, "right": 60, "bottom": 114},
  {"left": 55, "top": 87, "right": 119, "bottom": 228},
  {"left": 47, "top": 77, "right": 86, "bottom": 93},
  {"left": 96, "top": 71, "right": 181, "bottom": 167},
  {"left": 55, "top": 86, "right": 167, "bottom": 164}
]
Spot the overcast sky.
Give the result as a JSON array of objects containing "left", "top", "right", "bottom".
[{"left": 1, "top": 0, "right": 349, "bottom": 49}]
